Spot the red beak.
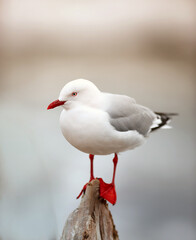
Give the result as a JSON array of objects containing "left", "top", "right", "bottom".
[{"left": 47, "top": 99, "right": 66, "bottom": 110}]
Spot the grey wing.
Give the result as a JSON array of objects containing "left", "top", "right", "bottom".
[{"left": 103, "top": 93, "right": 156, "bottom": 136}]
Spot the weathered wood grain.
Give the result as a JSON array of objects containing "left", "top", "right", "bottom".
[{"left": 61, "top": 179, "right": 119, "bottom": 240}]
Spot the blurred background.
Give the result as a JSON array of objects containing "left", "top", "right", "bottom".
[{"left": 0, "top": 0, "right": 196, "bottom": 239}]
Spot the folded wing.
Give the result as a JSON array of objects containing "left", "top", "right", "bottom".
[{"left": 103, "top": 93, "right": 157, "bottom": 136}]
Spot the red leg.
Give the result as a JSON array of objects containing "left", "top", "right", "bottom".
[
  {"left": 89, "top": 154, "right": 94, "bottom": 181},
  {"left": 112, "top": 153, "right": 118, "bottom": 184},
  {"left": 99, "top": 153, "right": 118, "bottom": 205},
  {"left": 77, "top": 154, "right": 95, "bottom": 199}
]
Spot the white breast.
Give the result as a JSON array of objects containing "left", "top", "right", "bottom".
[{"left": 60, "top": 107, "right": 145, "bottom": 155}]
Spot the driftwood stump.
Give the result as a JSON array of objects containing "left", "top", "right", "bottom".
[{"left": 61, "top": 179, "right": 119, "bottom": 240}]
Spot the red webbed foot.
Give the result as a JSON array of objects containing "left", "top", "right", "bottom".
[
  {"left": 76, "top": 178, "right": 117, "bottom": 205},
  {"left": 99, "top": 178, "right": 117, "bottom": 205}
]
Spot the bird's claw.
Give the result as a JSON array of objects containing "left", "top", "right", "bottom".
[{"left": 76, "top": 182, "right": 88, "bottom": 199}]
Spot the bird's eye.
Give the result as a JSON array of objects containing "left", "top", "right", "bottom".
[{"left": 72, "top": 92, "right": 77, "bottom": 96}]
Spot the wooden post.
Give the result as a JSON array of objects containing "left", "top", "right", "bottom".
[{"left": 61, "top": 179, "right": 119, "bottom": 240}]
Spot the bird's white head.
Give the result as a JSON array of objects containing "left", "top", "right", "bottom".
[{"left": 47, "top": 79, "right": 101, "bottom": 110}]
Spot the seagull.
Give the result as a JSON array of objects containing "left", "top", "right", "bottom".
[{"left": 47, "top": 79, "right": 176, "bottom": 205}]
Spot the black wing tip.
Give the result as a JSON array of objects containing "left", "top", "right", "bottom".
[{"left": 151, "top": 112, "right": 178, "bottom": 132}]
